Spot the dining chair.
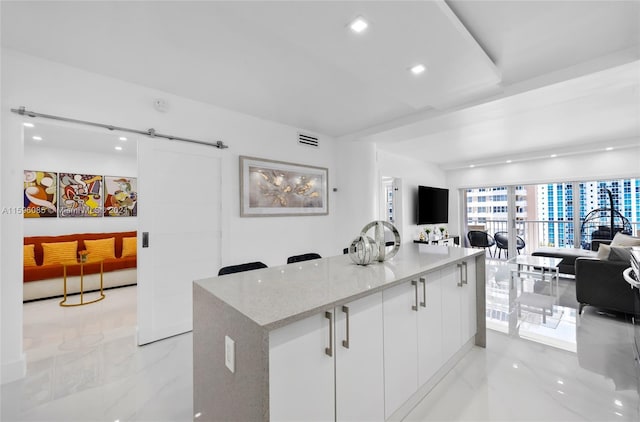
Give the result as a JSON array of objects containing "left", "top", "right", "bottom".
[
  {"left": 467, "top": 230, "right": 496, "bottom": 257},
  {"left": 494, "top": 231, "right": 526, "bottom": 259},
  {"left": 218, "top": 261, "right": 268, "bottom": 275},
  {"left": 287, "top": 253, "right": 322, "bottom": 264}
]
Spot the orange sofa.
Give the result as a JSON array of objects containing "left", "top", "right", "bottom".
[{"left": 23, "top": 231, "right": 137, "bottom": 301}]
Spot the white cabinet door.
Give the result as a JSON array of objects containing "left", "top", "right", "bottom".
[
  {"left": 460, "top": 259, "right": 477, "bottom": 344},
  {"left": 441, "top": 264, "right": 463, "bottom": 361},
  {"left": 383, "top": 280, "right": 419, "bottom": 419},
  {"left": 335, "top": 292, "right": 385, "bottom": 421},
  {"left": 269, "top": 311, "right": 335, "bottom": 422},
  {"left": 417, "top": 272, "right": 444, "bottom": 385}
]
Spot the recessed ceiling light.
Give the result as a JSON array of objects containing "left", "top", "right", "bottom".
[
  {"left": 506, "top": 160, "right": 512, "bottom": 163},
  {"left": 32, "top": 136, "right": 42, "bottom": 141},
  {"left": 550, "top": 154, "right": 557, "bottom": 158},
  {"left": 410, "top": 64, "right": 426, "bottom": 75},
  {"left": 23, "top": 122, "right": 34, "bottom": 128},
  {"left": 605, "top": 147, "right": 613, "bottom": 151},
  {"left": 349, "top": 17, "right": 368, "bottom": 33},
  {"left": 614, "top": 400, "right": 623, "bottom": 407},
  {"left": 115, "top": 146, "right": 123, "bottom": 151},
  {"left": 119, "top": 136, "right": 127, "bottom": 141},
  {"left": 469, "top": 164, "right": 475, "bottom": 168}
]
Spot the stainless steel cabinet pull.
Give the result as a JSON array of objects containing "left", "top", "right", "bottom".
[
  {"left": 342, "top": 306, "right": 350, "bottom": 349},
  {"left": 411, "top": 280, "right": 419, "bottom": 311},
  {"left": 419, "top": 277, "right": 426, "bottom": 308},
  {"left": 462, "top": 261, "right": 468, "bottom": 285},
  {"left": 457, "top": 264, "right": 463, "bottom": 287},
  {"left": 325, "top": 311, "right": 333, "bottom": 357}
]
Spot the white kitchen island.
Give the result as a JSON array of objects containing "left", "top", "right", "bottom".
[{"left": 193, "top": 244, "right": 486, "bottom": 421}]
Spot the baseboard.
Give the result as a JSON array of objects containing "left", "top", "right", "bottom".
[{"left": 1, "top": 353, "right": 26, "bottom": 385}]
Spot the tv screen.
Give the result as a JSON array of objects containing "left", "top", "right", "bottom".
[{"left": 417, "top": 186, "right": 449, "bottom": 224}]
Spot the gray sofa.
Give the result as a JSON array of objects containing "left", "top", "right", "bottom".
[
  {"left": 575, "top": 258, "right": 634, "bottom": 314},
  {"left": 532, "top": 247, "right": 597, "bottom": 275},
  {"left": 574, "top": 233, "right": 640, "bottom": 314}
]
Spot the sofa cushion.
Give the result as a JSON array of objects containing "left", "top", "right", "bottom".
[
  {"left": 84, "top": 237, "right": 116, "bottom": 260},
  {"left": 23, "top": 244, "right": 37, "bottom": 267},
  {"left": 122, "top": 236, "right": 137, "bottom": 257},
  {"left": 608, "top": 246, "right": 632, "bottom": 262},
  {"left": 611, "top": 233, "right": 640, "bottom": 248},
  {"left": 42, "top": 241, "right": 78, "bottom": 265},
  {"left": 25, "top": 231, "right": 137, "bottom": 264},
  {"left": 597, "top": 244, "right": 611, "bottom": 260}
]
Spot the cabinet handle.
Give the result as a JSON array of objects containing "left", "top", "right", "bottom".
[
  {"left": 325, "top": 311, "right": 333, "bottom": 357},
  {"left": 462, "top": 261, "right": 468, "bottom": 285},
  {"left": 420, "top": 277, "right": 426, "bottom": 308},
  {"left": 457, "top": 264, "right": 463, "bottom": 287},
  {"left": 411, "top": 280, "right": 419, "bottom": 311},
  {"left": 342, "top": 306, "right": 350, "bottom": 349}
]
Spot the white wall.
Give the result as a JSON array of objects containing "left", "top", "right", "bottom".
[
  {"left": 23, "top": 144, "right": 137, "bottom": 236},
  {"left": 1, "top": 50, "right": 351, "bottom": 383},
  {"left": 376, "top": 149, "right": 448, "bottom": 243}
]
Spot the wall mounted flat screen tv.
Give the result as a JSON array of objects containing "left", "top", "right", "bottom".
[{"left": 417, "top": 186, "right": 449, "bottom": 224}]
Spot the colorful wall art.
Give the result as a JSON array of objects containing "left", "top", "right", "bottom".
[
  {"left": 240, "top": 156, "right": 328, "bottom": 216},
  {"left": 23, "top": 170, "right": 58, "bottom": 218},
  {"left": 104, "top": 176, "right": 138, "bottom": 217},
  {"left": 58, "top": 173, "right": 103, "bottom": 217}
]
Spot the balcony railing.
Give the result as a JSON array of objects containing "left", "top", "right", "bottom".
[{"left": 467, "top": 219, "right": 640, "bottom": 257}]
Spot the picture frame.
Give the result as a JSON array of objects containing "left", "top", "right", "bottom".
[
  {"left": 240, "top": 156, "right": 328, "bottom": 217},
  {"left": 23, "top": 170, "right": 58, "bottom": 218},
  {"left": 58, "top": 173, "right": 103, "bottom": 217},
  {"left": 103, "top": 176, "right": 138, "bottom": 217}
]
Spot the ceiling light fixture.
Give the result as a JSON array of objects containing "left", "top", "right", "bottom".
[
  {"left": 115, "top": 146, "right": 123, "bottom": 151},
  {"left": 23, "top": 122, "right": 34, "bottom": 128},
  {"left": 349, "top": 17, "right": 369, "bottom": 33},
  {"left": 119, "top": 136, "right": 127, "bottom": 141},
  {"left": 606, "top": 147, "right": 613, "bottom": 151},
  {"left": 469, "top": 164, "right": 475, "bottom": 168},
  {"left": 410, "top": 64, "right": 426, "bottom": 75},
  {"left": 506, "top": 160, "right": 512, "bottom": 164},
  {"left": 550, "top": 154, "right": 557, "bottom": 158},
  {"left": 32, "top": 136, "right": 42, "bottom": 141}
]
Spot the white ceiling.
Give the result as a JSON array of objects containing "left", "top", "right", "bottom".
[{"left": 2, "top": 1, "right": 639, "bottom": 167}]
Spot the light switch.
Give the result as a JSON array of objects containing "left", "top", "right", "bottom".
[{"left": 225, "top": 335, "right": 235, "bottom": 373}]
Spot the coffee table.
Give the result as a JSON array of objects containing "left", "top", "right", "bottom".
[{"left": 509, "top": 255, "right": 563, "bottom": 296}]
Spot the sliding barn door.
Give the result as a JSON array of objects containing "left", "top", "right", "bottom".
[{"left": 137, "top": 138, "right": 222, "bottom": 345}]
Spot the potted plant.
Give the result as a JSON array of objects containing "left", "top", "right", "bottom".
[
  {"left": 424, "top": 227, "right": 431, "bottom": 240},
  {"left": 439, "top": 227, "right": 446, "bottom": 238}
]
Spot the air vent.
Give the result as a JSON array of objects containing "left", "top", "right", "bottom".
[{"left": 298, "top": 133, "right": 319, "bottom": 148}]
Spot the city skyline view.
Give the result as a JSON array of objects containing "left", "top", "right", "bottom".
[{"left": 466, "top": 178, "right": 640, "bottom": 250}]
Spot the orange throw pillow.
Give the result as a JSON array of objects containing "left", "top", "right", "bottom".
[
  {"left": 23, "top": 244, "right": 37, "bottom": 267},
  {"left": 84, "top": 237, "right": 116, "bottom": 261},
  {"left": 42, "top": 241, "right": 78, "bottom": 265},
  {"left": 121, "top": 236, "right": 137, "bottom": 258}
]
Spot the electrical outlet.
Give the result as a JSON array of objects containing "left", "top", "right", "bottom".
[{"left": 225, "top": 335, "right": 235, "bottom": 373}]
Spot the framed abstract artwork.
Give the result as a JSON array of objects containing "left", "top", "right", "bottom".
[
  {"left": 240, "top": 156, "right": 328, "bottom": 217},
  {"left": 104, "top": 176, "right": 138, "bottom": 217},
  {"left": 23, "top": 170, "right": 58, "bottom": 218},
  {"left": 58, "top": 173, "right": 103, "bottom": 217}
]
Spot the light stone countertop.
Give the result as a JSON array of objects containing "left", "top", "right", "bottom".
[{"left": 194, "top": 244, "right": 484, "bottom": 331}]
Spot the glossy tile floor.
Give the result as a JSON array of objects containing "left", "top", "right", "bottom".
[{"left": 1, "top": 258, "right": 639, "bottom": 421}]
